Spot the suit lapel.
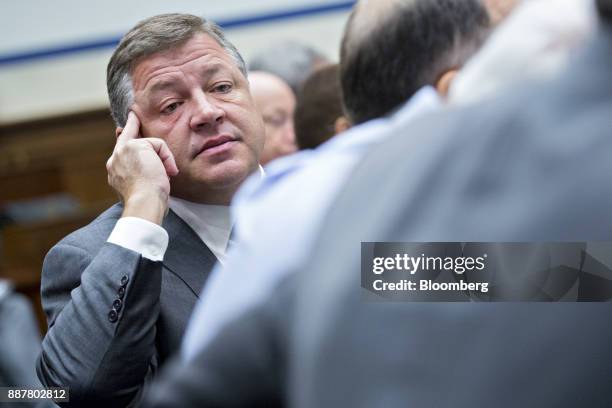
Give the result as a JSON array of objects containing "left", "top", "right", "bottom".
[{"left": 162, "top": 209, "right": 218, "bottom": 297}]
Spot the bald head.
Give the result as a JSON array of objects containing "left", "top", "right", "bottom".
[
  {"left": 342, "top": 0, "right": 404, "bottom": 54},
  {"left": 249, "top": 71, "right": 294, "bottom": 101},
  {"left": 249, "top": 71, "right": 297, "bottom": 165}
]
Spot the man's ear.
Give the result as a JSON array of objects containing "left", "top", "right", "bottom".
[
  {"left": 115, "top": 127, "right": 123, "bottom": 138},
  {"left": 334, "top": 116, "right": 351, "bottom": 134},
  {"left": 435, "top": 69, "right": 458, "bottom": 98}
]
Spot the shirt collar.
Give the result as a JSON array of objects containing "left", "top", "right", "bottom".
[{"left": 168, "top": 196, "right": 233, "bottom": 264}]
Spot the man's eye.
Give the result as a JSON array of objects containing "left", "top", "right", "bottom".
[
  {"left": 161, "top": 102, "right": 181, "bottom": 114},
  {"left": 213, "top": 83, "right": 232, "bottom": 93}
]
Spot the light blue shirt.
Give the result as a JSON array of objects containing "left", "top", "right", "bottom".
[{"left": 181, "top": 86, "right": 443, "bottom": 360}]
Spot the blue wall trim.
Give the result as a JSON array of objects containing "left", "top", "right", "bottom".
[{"left": 0, "top": 1, "right": 355, "bottom": 66}]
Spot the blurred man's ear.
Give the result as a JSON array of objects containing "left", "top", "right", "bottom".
[
  {"left": 484, "top": 0, "right": 520, "bottom": 25},
  {"left": 115, "top": 127, "right": 123, "bottom": 138},
  {"left": 435, "top": 69, "right": 458, "bottom": 98},
  {"left": 334, "top": 116, "right": 351, "bottom": 134}
]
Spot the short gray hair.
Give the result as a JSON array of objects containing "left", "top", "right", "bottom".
[{"left": 107, "top": 13, "right": 247, "bottom": 127}]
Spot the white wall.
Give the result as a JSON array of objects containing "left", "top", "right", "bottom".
[{"left": 0, "top": 0, "right": 353, "bottom": 124}]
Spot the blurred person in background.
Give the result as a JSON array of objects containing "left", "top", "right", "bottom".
[
  {"left": 37, "top": 13, "right": 264, "bottom": 408},
  {"left": 283, "top": 0, "right": 612, "bottom": 406},
  {"left": 293, "top": 64, "right": 349, "bottom": 150},
  {"left": 249, "top": 71, "right": 298, "bottom": 165},
  {"left": 450, "top": 0, "right": 595, "bottom": 105},
  {"left": 0, "top": 279, "right": 54, "bottom": 408},
  {"left": 248, "top": 41, "right": 329, "bottom": 96}
]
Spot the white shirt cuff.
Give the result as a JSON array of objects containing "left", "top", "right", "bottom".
[{"left": 107, "top": 217, "right": 169, "bottom": 261}]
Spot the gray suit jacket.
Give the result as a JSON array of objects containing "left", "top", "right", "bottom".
[{"left": 37, "top": 203, "right": 217, "bottom": 407}]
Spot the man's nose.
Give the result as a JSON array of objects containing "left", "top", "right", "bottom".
[{"left": 190, "top": 91, "right": 225, "bottom": 131}]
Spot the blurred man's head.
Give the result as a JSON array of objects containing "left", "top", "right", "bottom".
[
  {"left": 340, "top": 0, "right": 491, "bottom": 125},
  {"left": 248, "top": 42, "right": 329, "bottom": 95},
  {"left": 294, "top": 64, "right": 349, "bottom": 150},
  {"left": 249, "top": 71, "right": 297, "bottom": 165},
  {"left": 107, "top": 14, "right": 265, "bottom": 204}
]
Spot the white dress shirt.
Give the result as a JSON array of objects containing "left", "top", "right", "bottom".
[
  {"left": 106, "top": 166, "right": 263, "bottom": 261},
  {"left": 107, "top": 216, "right": 169, "bottom": 262},
  {"left": 168, "top": 197, "right": 233, "bottom": 264},
  {"left": 181, "top": 86, "right": 443, "bottom": 361},
  {"left": 106, "top": 198, "right": 233, "bottom": 263}
]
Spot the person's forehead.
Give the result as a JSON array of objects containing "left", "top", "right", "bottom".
[
  {"left": 251, "top": 78, "right": 295, "bottom": 108},
  {"left": 250, "top": 73, "right": 292, "bottom": 96},
  {"left": 131, "top": 33, "right": 238, "bottom": 90}
]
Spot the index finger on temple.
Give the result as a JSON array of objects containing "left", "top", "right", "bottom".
[{"left": 117, "top": 111, "right": 141, "bottom": 144}]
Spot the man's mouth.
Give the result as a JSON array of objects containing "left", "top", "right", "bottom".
[{"left": 196, "top": 135, "right": 237, "bottom": 156}]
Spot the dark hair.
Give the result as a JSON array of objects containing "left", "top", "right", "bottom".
[
  {"left": 294, "top": 64, "right": 344, "bottom": 150},
  {"left": 598, "top": 0, "right": 612, "bottom": 20},
  {"left": 340, "top": 0, "right": 490, "bottom": 125}
]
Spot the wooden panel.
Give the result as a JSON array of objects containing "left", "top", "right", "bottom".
[
  {"left": 0, "top": 167, "right": 63, "bottom": 202},
  {"left": 0, "top": 109, "right": 116, "bottom": 177},
  {"left": 61, "top": 152, "right": 116, "bottom": 206},
  {"left": 0, "top": 109, "right": 120, "bottom": 333}
]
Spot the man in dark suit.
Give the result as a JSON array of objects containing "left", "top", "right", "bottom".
[
  {"left": 37, "top": 13, "right": 264, "bottom": 407},
  {"left": 144, "top": 1, "right": 612, "bottom": 407}
]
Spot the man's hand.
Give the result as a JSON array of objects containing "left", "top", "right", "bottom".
[{"left": 106, "top": 111, "right": 179, "bottom": 225}]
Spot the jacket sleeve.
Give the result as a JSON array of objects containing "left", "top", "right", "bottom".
[
  {"left": 142, "top": 276, "right": 295, "bottom": 408},
  {"left": 37, "top": 240, "right": 162, "bottom": 407}
]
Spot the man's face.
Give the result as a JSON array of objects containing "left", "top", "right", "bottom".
[
  {"left": 131, "top": 33, "right": 264, "bottom": 204},
  {"left": 249, "top": 72, "right": 297, "bottom": 165}
]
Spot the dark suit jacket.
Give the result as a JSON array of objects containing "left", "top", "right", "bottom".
[
  {"left": 145, "top": 22, "right": 612, "bottom": 408},
  {"left": 37, "top": 203, "right": 217, "bottom": 407}
]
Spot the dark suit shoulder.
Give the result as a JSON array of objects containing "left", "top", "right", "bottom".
[{"left": 54, "top": 203, "right": 123, "bottom": 254}]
